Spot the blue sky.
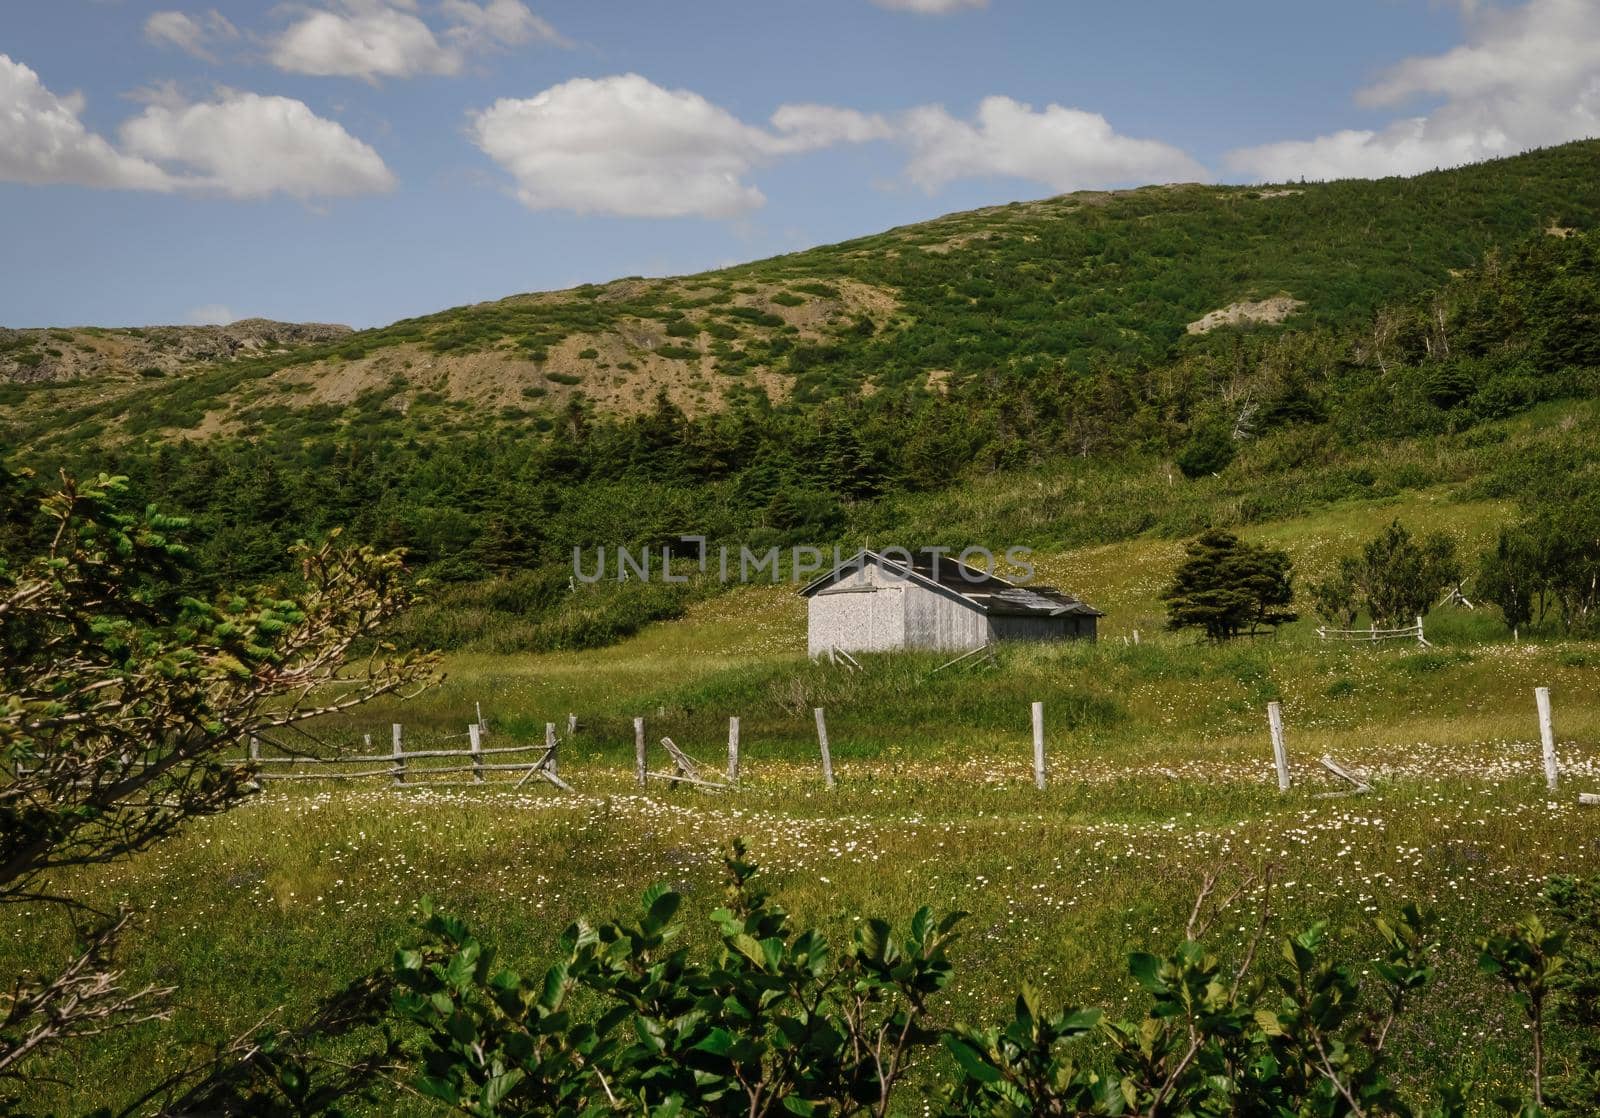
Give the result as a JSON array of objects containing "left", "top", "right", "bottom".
[{"left": 2, "top": 0, "right": 1596, "bottom": 329}]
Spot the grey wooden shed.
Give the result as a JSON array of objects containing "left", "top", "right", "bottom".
[{"left": 798, "top": 549, "right": 1102, "bottom": 658}]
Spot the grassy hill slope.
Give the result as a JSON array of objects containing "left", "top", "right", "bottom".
[
  {"left": 7, "top": 142, "right": 1599, "bottom": 444},
  {"left": 6, "top": 148, "right": 1600, "bottom": 1114},
  {"left": 3, "top": 143, "right": 1598, "bottom": 662}
]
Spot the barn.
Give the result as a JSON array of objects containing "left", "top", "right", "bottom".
[{"left": 799, "top": 548, "right": 1102, "bottom": 657}]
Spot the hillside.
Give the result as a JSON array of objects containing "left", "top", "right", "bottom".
[
  {"left": 5, "top": 141, "right": 1599, "bottom": 445},
  {"left": 9, "top": 147, "right": 1600, "bottom": 1113},
  {"left": 2, "top": 142, "right": 1597, "bottom": 658}
]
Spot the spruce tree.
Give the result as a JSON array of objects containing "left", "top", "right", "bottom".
[{"left": 1161, "top": 528, "right": 1297, "bottom": 640}]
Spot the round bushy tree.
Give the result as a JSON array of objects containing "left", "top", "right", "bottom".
[{"left": 1175, "top": 424, "right": 1236, "bottom": 479}]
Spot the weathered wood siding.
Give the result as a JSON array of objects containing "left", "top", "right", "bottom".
[{"left": 903, "top": 580, "right": 989, "bottom": 651}]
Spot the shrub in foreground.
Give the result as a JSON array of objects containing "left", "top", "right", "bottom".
[
  {"left": 27, "top": 850, "right": 1600, "bottom": 1115},
  {"left": 370, "top": 856, "right": 1600, "bottom": 1117},
  {"left": 0, "top": 469, "right": 437, "bottom": 1096}
]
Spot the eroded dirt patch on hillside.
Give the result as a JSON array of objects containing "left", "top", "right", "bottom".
[
  {"left": 1187, "top": 295, "right": 1306, "bottom": 335},
  {"left": 176, "top": 276, "right": 900, "bottom": 434}
]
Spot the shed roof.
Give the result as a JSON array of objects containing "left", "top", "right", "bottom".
[{"left": 799, "top": 549, "right": 1103, "bottom": 619}]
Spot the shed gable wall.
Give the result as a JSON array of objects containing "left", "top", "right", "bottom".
[{"left": 807, "top": 565, "right": 907, "bottom": 656}]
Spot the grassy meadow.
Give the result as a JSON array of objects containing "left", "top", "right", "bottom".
[{"left": 8, "top": 470, "right": 1600, "bottom": 1114}]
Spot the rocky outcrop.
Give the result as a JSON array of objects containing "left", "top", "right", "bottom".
[{"left": 0, "top": 319, "right": 353, "bottom": 383}]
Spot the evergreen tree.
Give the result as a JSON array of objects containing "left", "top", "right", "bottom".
[
  {"left": 822, "top": 420, "right": 887, "bottom": 501},
  {"left": 631, "top": 387, "right": 688, "bottom": 479},
  {"left": 1161, "top": 528, "right": 1297, "bottom": 640}
]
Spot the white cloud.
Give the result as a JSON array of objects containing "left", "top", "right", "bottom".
[
  {"left": 186, "top": 303, "right": 238, "bottom": 325},
  {"left": 901, "top": 96, "right": 1209, "bottom": 193},
  {"left": 0, "top": 56, "right": 385, "bottom": 202},
  {"left": 143, "top": 9, "right": 239, "bottom": 62},
  {"left": 0, "top": 54, "right": 172, "bottom": 191},
  {"left": 1224, "top": 122, "right": 1513, "bottom": 183},
  {"left": 271, "top": 2, "right": 462, "bottom": 81},
  {"left": 120, "top": 90, "right": 398, "bottom": 200},
  {"left": 471, "top": 76, "right": 767, "bottom": 218},
  {"left": 1356, "top": 0, "right": 1596, "bottom": 108},
  {"left": 469, "top": 76, "right": 1207, "bottom": 218},
  {"left": 440, "top": 0, "right": 568, "bottom": 49},
  {"left": 769, "top": 104, "right": 893, "bottom": 152},
  {"left": 470, "top": 75, "right": 886, "bottom": 218},
  {"left": 872, "top": 0, "right": 987, "bottom": 11},
  {"left": 1226, "top": 0, "right": 1600, "bottom": 181},
  {"left": 125, "top": 80, "right": 190, "bottom": 110},
  {"left": 270, "top": 0, "right": 565, "bottom": 81}
]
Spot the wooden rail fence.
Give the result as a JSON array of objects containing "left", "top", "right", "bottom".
[
  {"left": 204, "top": 682, "right": 1600, "bottom": 808},
  {"left": 246, "top": 719, "right": 568, "bottom": 792},
  {"left": 1316, "top": 616, "right": 1430, "bottom": 647}
]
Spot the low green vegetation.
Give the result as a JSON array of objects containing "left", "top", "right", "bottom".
[{"left": 371, "top": 854, "right": 1600, "bottom": 1116}]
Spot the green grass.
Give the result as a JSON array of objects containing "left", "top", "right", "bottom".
[{"left": 8, "top": 487, "right": 1600, "bottom": 1113}]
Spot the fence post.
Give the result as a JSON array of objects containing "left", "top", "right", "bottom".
[
  {"left": 362, "top": 732, "right": 372, "bottom": 749},
  {"left": 727, "top": 716, "right": 741, "bottom": 784},
  {"left": 469, "top": 724, "right": 484, "bottom": 784},
  {"left": 567, "top": 712, "right": 577, "bottom": 737},
  {"left": 813, "top": 707, "right": 836, "bottom": 790},
  {"left": 1031, "top": 701, "right": 1046, "bottom": 790},
  {"left": 392, "top": 723, "right": 405, "bottom": 787},
  {"left": 634, "top": 717, "right": 646, "bottom": 787},
  {"left": 545, "top": 722, "right": 558, "bottom": 777},
  {"left": 1537, "top": 687, "right": 1559, "bottom": 792},
  {"left": 476, "top": 702, "right": 486, "bottom": 732},
  {"left": 249, "top": 736, "right": 260, "bottom": 764},
  {"left": 1268, "top": 702, "right": 1291, "bottom": 792}
]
